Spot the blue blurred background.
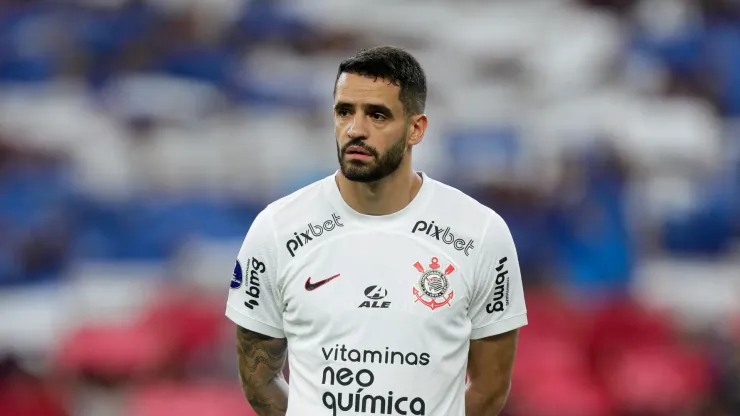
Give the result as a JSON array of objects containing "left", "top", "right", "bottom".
[{"left": 1, "top": 0, "right": 740, "bottom": 415}]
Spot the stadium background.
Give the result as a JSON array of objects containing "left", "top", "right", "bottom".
[{"left": 1, "top": 0, "right": 740, "bottom": 415}]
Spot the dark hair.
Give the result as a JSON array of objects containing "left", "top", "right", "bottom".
[{"left": 335, "top": 45, "right": 427, "bottom": 116}]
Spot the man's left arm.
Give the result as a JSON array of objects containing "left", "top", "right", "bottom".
[
  {"left": 466, "top": 329, "right": 519, "bottom": 415},
  {"left": 465, "top": 212, "right": 528, "bottom": 416}
]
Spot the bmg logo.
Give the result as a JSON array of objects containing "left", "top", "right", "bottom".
[
  {"left": 486, "top": 257, "right": 510, "bottom": 313},
  {"left": 243, "top": 257, "right": 266, "bottom": 310}
]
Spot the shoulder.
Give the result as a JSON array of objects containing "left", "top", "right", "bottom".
[
  {"left": 256, "top": 176, "right": 334, "bottom": 230},
  {"left": 251, "top": 176, "right": 343, "bottom": 260},
  {"left": 265, "top": 177, "right": 328, "bottom": 216},
  {"left": 427, "top": 179, "right": 507, "bottom": 239}
]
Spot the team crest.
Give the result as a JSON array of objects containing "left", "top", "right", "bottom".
[{"left": 412, "top": 257, "right": 456, "bottom": 310}]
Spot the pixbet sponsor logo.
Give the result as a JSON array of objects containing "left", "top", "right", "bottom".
[
  {"left": 320, "top": 344, "right": 429, "bottom": 415},
  {"left": 286, "top": 213, "right": 344, "bottom": 257},
  {"left": 243, "top": 257, "right": 266, "bottom": 310},
  {"left": 358, "top": 285, "right": 390, "bottom": 309},
  {"left": 411, "top": 220, "right": 475, "bottom": 256},
  {"left": 486, "top": 257, "right": 510, "bottom": 313}
]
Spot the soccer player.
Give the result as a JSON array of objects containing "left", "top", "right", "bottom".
[{"left": 225, "top": 46, "right": 527, "bottom": 416}]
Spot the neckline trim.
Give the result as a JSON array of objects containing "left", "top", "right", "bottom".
[{"left": 324, "top": 171, "right": 434, "bottom": 223}]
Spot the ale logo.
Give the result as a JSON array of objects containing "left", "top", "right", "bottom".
[{"left": 359, "top": 285, "right": 390, "bottom": 309}]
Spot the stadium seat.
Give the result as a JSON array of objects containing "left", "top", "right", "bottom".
[
  {"left": 661, "top": 173, "right": 736, "bottom": 255},
  {"left": 587, "top": 297, "right": 676, "bottom": 357},
  {"left": 631, "top": 21, "right": 704, "bottom": 78},
  {"left": 513, "top": 333, "right": 590, "bottom": 391},
  {"left": 125, "top": 382, "right": 257, "bottom": 416},
  {"left": 0, "top": 4, "right": 61, "bottom": 84},
  {"left": 137, "top": 290, "right": 225, "bottom": 359},
  {"left": 236, "top": 0, "right": 311, "bottom": 41},
  {"left": 705, "top": 24, "right": 740, "bottom": 116},
  {"left": 520, "top": 288, "right": 592, "bottom": 341},
  {"left": 587, "top": 297, "right": 682, "bottom": 396},
  {"left": 0, "top": 164, "right": 72, "bottom": 230},
  {"left": 52, "top": 323, "right": 175, "bottom": 381},
  {"left": 603, "top": 344, "right": 712, "bottom": 414},
  {"left": 446, "top": 126, "right": 521, "bottom": 185},
  {"left": 0, "top": 371, "right": 66, "bottom": 416},
  {"left": 77, "top": 3, "right": 158, "bottom": 58},
  {"left": 514, "top": 372, "right": 614, "bottom": 416},
  {"left": 156, "top": 47, "right": 237, "bottom": 89}
]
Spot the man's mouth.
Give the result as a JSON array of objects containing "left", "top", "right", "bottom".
[{"left": 345, "top": 146, "right": 373, "bottom": 157}]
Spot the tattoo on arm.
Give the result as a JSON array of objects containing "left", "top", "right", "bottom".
[{"left": 236, "top": 326, "right": 289, "bottom": 415}]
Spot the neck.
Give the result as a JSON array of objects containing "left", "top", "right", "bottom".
[{"left": 336, "top": 163, "right": 422, "bottom": 216}]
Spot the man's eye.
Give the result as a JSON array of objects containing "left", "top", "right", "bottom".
[
  {"left": 337, "top": 109, "right": 350, "bottom": 117},
  {"left": 371, "top": 113, "right": 387, "bottom": 121}
]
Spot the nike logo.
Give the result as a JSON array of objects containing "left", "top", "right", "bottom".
[{"left": 305, "top": 274, "right": 341, "bottom": 291}]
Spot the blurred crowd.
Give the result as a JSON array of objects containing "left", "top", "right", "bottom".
[{"left": 1, "top": 0, "right": 740, "bottom": 415}]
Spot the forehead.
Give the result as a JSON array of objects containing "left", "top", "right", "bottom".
[{"left": 334, "top": 73, "right": 402, "bottom": 107}]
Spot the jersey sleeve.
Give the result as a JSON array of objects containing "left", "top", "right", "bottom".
[
  {"left": 225, "top": 209, "right": 285, "bottom": 338},
  {"left": 468, "top": 212, "right": 528, "bottom": 340}
]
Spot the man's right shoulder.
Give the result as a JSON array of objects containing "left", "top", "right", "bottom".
[
  {"left": 251, "top": 176, "right": 343, "bottom": 260},
  {"left": 265, "top": 177, "right": 329, "bottom": 215},
  {"left": 259, "top": 176, "right": 332, "bottom": 223}
]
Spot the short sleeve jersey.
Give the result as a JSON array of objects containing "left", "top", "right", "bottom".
[{"left": 225, "top": 172, "right": 527, "bottom": 416}]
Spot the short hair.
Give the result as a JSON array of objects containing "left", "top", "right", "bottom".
[{"left": 334, "top": 46, "right": 427, "bottom": 116}]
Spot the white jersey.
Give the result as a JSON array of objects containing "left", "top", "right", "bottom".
[{"left": 225, "top": 172, "right": 527, "bottom": 416}]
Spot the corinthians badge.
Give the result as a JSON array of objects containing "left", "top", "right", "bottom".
[{"left": 412, "top": 257, "right": 456, "bottom": 310}]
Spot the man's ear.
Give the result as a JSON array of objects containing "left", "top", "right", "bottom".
[{"left": 407, "top": 114, "right": 428, "bottom": 147}]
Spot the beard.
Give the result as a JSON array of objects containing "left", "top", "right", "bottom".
[{"left": 336, "top": 134, "right": 408, "bottom": 183}]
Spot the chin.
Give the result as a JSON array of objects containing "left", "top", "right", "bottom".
[
  {"left": 341, "top": 165, "right": 375, "bottom": 182},
  {"left": 344, "top": 174, "right": 379, "bottom": 183},
  {"left": 342, "top": 166, "right": 390, "bottom": 183},
  {"left": 342, "top": 157, "right": 373, "bottom": 170}
]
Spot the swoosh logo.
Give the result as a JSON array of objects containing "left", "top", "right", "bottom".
[{"left": 305, "top": 274, "right": 341, "bottom": 291}]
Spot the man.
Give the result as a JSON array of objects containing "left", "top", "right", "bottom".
[{"left": 225, "top": 46, "right": 527, "bottom": 416}]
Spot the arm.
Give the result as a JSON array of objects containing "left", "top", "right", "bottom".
[
  {"left": 465, "top": 329, "right": 519, "bottom": 416},
  {"left": 466, "top": 212, "right": 528, "bottom": 416},
  {"left": 236, "top": 326, "right": 289, "bottom": 416},
  {"left": 224, "top": 209, "right": 289, "bottom": 413}
]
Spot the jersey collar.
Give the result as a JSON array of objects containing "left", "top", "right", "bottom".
[{"left": 323, "top": 171, "right": 434, "bottom": 225}]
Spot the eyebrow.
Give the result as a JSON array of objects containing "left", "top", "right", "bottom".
[
  {"left": 334, "top": 101, "right": 353, "bottom": 111},
  {"left": 364, "top": 103, "right": 393, "bottom": 118},
  {"left": 334, "top": 101, "right": 395, "bottom": 118}
]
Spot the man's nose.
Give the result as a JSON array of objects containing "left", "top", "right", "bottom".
[{"left": 347, "top": 114, "right": 369, "bottom": 140}]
